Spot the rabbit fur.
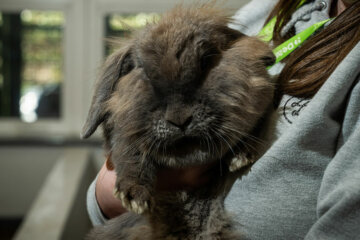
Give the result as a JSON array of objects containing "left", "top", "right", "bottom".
[{"left": 83, "top": 3, "right": 275, "bottom": 240}]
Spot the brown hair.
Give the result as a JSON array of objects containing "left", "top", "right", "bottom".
[{"left": 267, "top": 0, "right": 360, "bottom": 98}]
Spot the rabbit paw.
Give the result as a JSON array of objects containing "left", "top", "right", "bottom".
[
  {"left": 229, "top": 154, "right": 254, "bottom": 172},
  {"left": 113, "top": 182, "right": 153, "bottom": 214}
]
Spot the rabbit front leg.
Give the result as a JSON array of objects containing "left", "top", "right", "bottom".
[
  {"left": 229, "top": 139, "right": 258, "bottom": 172},
  {"left": 113, "top": 153, "right": 157, "bottom": 214},
  {"left": 229, "top": 153, "right": 255, "bottom": 172}
]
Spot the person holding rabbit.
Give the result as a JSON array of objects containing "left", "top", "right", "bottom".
[{"left": 86, "top": 0, "right": 360, "bottom": 239}]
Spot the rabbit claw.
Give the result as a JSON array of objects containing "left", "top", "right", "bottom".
[
  {"left": 113, "top": 184, "right": 153, "bottom": 214},
  {"left": 229, "top": 154, "right": 254, "bottom": 172}
]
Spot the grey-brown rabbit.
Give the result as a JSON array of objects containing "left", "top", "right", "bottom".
[{"left": 82, "top": 3, "right": 275, "bottom": 240}]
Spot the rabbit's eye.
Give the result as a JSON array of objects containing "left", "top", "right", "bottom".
[
  {"left": 200, "top": 47, "right": 220, "bottom": 71},
  {"left": 200, "top": 55, "right": 211, "bottom": 70}
]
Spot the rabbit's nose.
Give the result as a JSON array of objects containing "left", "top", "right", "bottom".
[{"left": 165, "top": 109, "right": 193, "bottom": 131}]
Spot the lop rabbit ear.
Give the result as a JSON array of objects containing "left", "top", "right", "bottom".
[{"left": 81, "top": 47, "right": 134, "bottom": 139}]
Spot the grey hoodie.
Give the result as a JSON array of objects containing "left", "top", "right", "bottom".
[{"left": 226, "top": 0, "right": 360, "bottom": 239}]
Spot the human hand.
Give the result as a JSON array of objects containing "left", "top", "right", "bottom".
[
  {"left": 95, "top": 161, "right": 127, "bottom": 218},
  {"left": 95, "top": 158, "right": 215, "bottom": 218}
]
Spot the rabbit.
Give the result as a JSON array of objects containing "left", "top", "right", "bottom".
[{"left": 82, "top": 3, "right": 275, "bottom": 240}]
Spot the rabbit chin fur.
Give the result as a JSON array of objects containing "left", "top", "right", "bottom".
[{"left": 83, "top": 3, "right": 275, "bottom": 240}]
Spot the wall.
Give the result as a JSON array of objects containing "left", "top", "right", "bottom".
[{"left": 0, "top": 147, "right": 62, "bottom": 217}]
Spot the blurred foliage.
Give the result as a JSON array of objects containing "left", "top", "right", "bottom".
[
  {"left": 21, "top": 10, "right": 64, "bottom": 26},
  {"left": 105, "top": 12, "right": 160, "bottom": 55},
  {"left": 108, "top": 13, "right": 160, "bottom": 30},
  {"left": 20, "top": 10, "right": 64, "bottom": 88}
]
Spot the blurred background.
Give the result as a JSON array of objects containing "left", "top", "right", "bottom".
[{"left": 0, "top": 0, "right": 249, "bottom": 239}]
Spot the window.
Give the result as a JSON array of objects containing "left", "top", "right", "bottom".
[{"left": 0, "top": 10, "right": 64, "bottom": 122}]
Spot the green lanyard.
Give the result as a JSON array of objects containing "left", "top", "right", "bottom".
[
  {"left": 270, "top": 19, "right": 331, "bottom": 64},
  {"left": 258, "top": 1, "right": 332, "bottom": 66}
]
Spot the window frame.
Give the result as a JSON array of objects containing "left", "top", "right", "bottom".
[{"left": 0, "top": 0, "right": 85, "bottom": 138}]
